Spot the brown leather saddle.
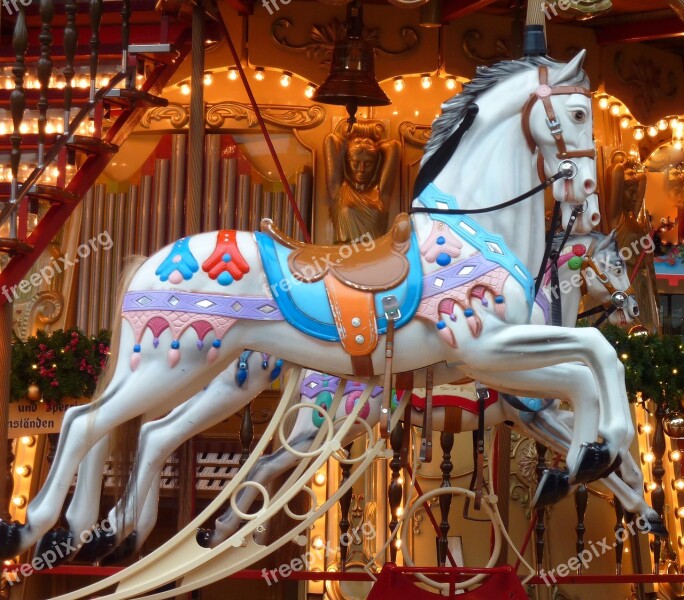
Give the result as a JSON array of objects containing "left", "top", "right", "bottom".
[{"left": 260, "top": 212, "right": 412, "bottom": 292}]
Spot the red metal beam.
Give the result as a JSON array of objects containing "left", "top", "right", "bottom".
[
  {"left": 0, "top": 30, "right": 192, "bottom": 304},
  {"left": 597, "top": 17, "right": 684, "bottom": 44},
  {"left": 442, "top": 0, "right": 497, "bottom": 21}
]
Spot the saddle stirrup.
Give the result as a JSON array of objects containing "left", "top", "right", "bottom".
[
  {"left": 381, "top": 296, "right": 401, "bottom": 439},
  {"left": 419, "top": 366, "right": 434, "bottom": 463}
]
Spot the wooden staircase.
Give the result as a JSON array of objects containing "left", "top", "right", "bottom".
[{"left": 0, "top": 0, "right": 192, "bottom": 302}]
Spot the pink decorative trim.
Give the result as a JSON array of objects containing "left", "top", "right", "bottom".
[
  {"left": 420, "top": 222, "right": 463, "bottom": 263},
  {"left": 123, "top": 310, "right": 237, "bottom": 346}
]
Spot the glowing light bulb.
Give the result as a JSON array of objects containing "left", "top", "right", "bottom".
[
  {"left": 677, "top": 507, "right": 684, "bottom": 518},
  {"left": 0, "top": 122, "right": 6, "bottom": 135},
  {"left": 647, "top": 482, "right": 657, "bottom": 492},
  {"left": 314, "top": 472, "right": 326, "bottom": 486},
  {"left": 620, "top": 116, "right": 631, "bottom": 129},
  {"left": 11, "top": 496, "right": 26, "bottom": 508},
  {"left": 647, "top": 126, "right": 658, "bottom": 137},
  {"left": 633, "top": 127, "right": 645, "bottom": 140},
  {"left": 45, "top": 122, "right": 54, "bottom": 134},
  {"left": 20, "top": 436, "right": 35, "bottom": 447},
  {"left": 14, "top": 465, "right": 30, "bottom": 477},
  {"left": 670, "top": 450, "right": 682, "bottom": 461},
  {"left": 78, "top": 77, "right": 89, "bottom": 89},
  {"left": 445, "top": 76, "right": 457, "bottom": 90},
  {"left": 671, "top": 117, "right": 680, "bottom": 129},
  {"left": 642, "top": 451, "right": 655, "bottom": 464},
  {"left": 393, "top": 76, "right": 405, "bottom": 92},
  {"left": 100, "top": 77, "right": 109, "bottom": 87},
  {"left": 597, "top": 95, "right": 610, "bottom": 110},
  {"left": 675, "top": 479, "right": 684, "bottom": 490},
  {"left": 280, "top": 72, "right": 291, "bottom": 87},
  {"left": 312, "top": 536, "right": 324, "bottom": 549},
  {"left": 179, "top": 82, "right": 190, "bottom": 96},
  {"left": 421, "top": 74, "right": 432, "bottom": 89},
  {"left": 19, "top": 122, "right": 29, "bottom": 134},
  {"left": 675, "top": 140, "right": 683, "bottom": 151},
  {"left": 639, "top": 423, "right": 653, "bottom": 435},
  {"left": 657, "top": 119, "right": 668, "bottom": 131},
  {"left": 203, "top": 71, "right": 213, "bottom": 86},
  {"left": 610, "top": 103, "right": 621, "bottom": 117},
  {"left": 304, "top": 84, "right": 316, "bottom": 99},
  {"left": 227, "top": 67, "right": 239, "bottom": 81},
  {"left": 253, "top": 67, "right": 265, "bottom": 81}
]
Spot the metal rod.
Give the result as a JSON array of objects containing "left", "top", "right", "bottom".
[
  {"left": 139, "top": 175, "right": 153, "bottom": 255},
  {"left": 169, "top": 134, "right": 186, "bottom": 241},
  {"left": 220, "top": 157, "right": 237, "bottom": 230},
  {"left": 77, "top": 187, "right": 95, "bottom": 333},
  {"left": 154, "top": 159, "right": 170, "bottom": 251},
  {"left": 204, "top": 135, "right": 220, "bottom": 232},
  {"left": 88, "top": 184, "right": 106, "bottom": 334}
]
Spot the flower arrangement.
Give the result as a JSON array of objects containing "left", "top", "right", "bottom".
[
  {"left": 10, "top": 329, "right": 111, "bottom": 404},
  {"left": 600, "top": 324, "right": 684, "bottom": 412}
]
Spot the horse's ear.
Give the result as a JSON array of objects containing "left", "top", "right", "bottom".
[
  {"left": 550, "top": 49, "right": 586, "bottom": 85},
  {"left": 597, "top": 229, "right": 617, "bottom": 252}
]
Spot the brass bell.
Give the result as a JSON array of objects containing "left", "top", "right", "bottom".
[{"left": 313, "top": 0, "right": 390, "bottom": 128}]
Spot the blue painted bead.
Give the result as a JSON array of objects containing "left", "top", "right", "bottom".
[
  {"left": 212, "top": 339, "right": 221, "bottom": 348},
  {"left": 171, "top": 340, "right": 180, "bottom": 350},
  {"left": 464, "top": 308, "right": 474, "bottom": 317},
  {"left": 133, "top": 344, "right": 141, "bottom": 353},
  {"left": 436, "top": 236, "right": 446, "bottom": 245},
  {"left": 436, "top": 252, "right": 452, "bottom": 266},
  {"left": 495, "top": 295, "right": 505, "bottom": 304},
  {"left": 222, "top": 253, "right": 232, "bottom": 263},
  {"left": 217, "top": 272, "right": 234, "bottom": 286},
  {"left": 436, "top": 320, "right": 446, "bottom": 330}
]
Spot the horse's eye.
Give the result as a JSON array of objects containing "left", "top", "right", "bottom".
[
  {"left": 614, "top": 266, "right": 623, "bottom": 276},
  {"left": 572, "top": 110, "right": 586, "bottom": 123}
]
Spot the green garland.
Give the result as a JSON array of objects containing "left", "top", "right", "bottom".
[
  {"left": 10, "top": 329, "right": 111, "bottom": 404},
  {"left": 599, "top": 324, "right": 684, "bottom": 411}
]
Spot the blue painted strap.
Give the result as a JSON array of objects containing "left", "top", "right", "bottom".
[{"left": 416, "top": 183, "right": 535, "bottom": 310}]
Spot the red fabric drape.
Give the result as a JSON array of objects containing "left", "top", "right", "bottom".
[{"left": 367, "top": 564, "right": 528, "bottom": 600}]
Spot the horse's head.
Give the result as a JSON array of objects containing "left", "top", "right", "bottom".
[
  {"left": 523, "top": 50, "right": 597, "bottom": 211},
  {"left": 582, "top": 231, "right": 639, "bottom": 327}
]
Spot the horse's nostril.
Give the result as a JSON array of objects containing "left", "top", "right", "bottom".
[
  {"left": 584, "top": 179, "right": 596, "bottom": 194},
  {"left": 591, "top": 212, "right": 600, "bottom": 226}
]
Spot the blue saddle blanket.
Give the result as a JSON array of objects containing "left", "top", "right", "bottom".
[{"left": 255, "top": 231, "right": 423, "bottom": 342}]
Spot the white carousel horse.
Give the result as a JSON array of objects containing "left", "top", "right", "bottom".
[
  {"left": 1, "top": 52, "right": 618, "bottom": 562},
  {"left": 53, "top": 229, "right": 658, "bottom": 564}
]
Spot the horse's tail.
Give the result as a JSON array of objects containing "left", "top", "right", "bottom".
[{"left": 90, "top": 255, "right": 147, "bottom": 531}]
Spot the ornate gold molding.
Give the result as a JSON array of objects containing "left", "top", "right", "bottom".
[
  {"left": 140, "top": 103, "right": 190, "bottom": 129},
  {"left": 462, "top": 29, "right": 513, "bottom": 65},
  {"left": 271, "top": 17, "right": 419, "bottom": 68},
  {"left": 399, "top": 121, "right": 432, "bottom": 147},
  {"left": 141, "top": 102, "right": 326, "bottom": 130},
  {"left": 614, "top": 52, "right": 678, "bottom": 112}
]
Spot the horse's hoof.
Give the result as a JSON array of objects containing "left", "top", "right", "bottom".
[
  {"left": 0, "top": 520, "right": 23, "bottom": 560},
  {"left": 572, "top": 442, "right": 612, "bottom": 484},
  {"left": 196, "top": 528, "right": 214, "bottom": 548},
  {"left": 102, "top": 532, "right": 137, "bottom": 565},
  {"left": 36, "top": 529, "right": 75, "bottom": 566},
  {"left": 75, "top": 528, "right": 117, "bottom": 564},
  {"left": 532, "top": 468, "right": 570, "bottom": 509},
  {"left": 644, "top": 515, "right": 668, "bottom": 538}
]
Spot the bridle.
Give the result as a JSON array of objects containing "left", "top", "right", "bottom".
[
  {"left": 521, "top": 65, "right": 596, "bottom": 184},
  {"left": 574, "top": 237, "right": 638, "bottom": 325}
]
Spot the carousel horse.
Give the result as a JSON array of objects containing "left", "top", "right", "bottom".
[
  {"left": 54, "top": 229, "right": 656, "bottom": 564},
  {"left": 1, "top": 52, "right": 620, "bottom": 563}
]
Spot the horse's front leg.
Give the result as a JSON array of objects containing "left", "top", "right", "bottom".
[{"left": 456, "top": 322, "right": 630, "bottom": 482}]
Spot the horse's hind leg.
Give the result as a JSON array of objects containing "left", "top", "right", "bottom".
[{"left": 78, "top": 354, "right": 281, "bottom": 562}]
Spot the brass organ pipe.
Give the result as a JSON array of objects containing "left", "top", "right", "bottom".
[
  {"left": 204, "top": 135, "right": 220, "bottom": 232},
  {"left": 153, "top": 158, "right": 170, "bottom": 252},
  {"left": 250, "top": 183, "right": 263, "bottom": 232},
  {"left": 237, "top": 174, "right": 250, "bottom": 231},
  {"left": 124, "top": 184, "right": 139, "bottom": 260},
  {"left": 100, "top": 192, "right": 116, "bottom": 329},
  {"left": 77, "top": 187, "right": 95, "bottom": 334},
  {"left": 88, "top": 183, "right": 106, "bottom": 335},
  {"left": 169, "top": 134, "right": 186, "bottom": 241},
  {"left": 262, "top": 191, "right": 273, "bottom": 223},
  {"left": 139, "top": 175, "right": 153, "bottom": 255},
  {"left": 285, "top": 184, "right": 296, "bottom": 237},
  {"left": 220, "top": 157, "right": 237, "bottom": 230},
  {"left": 273, "top": 191, "right": 284, "bottom": 232},
  {"left": 113, "top": 191, "right": 126, "bottom": 293}
]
